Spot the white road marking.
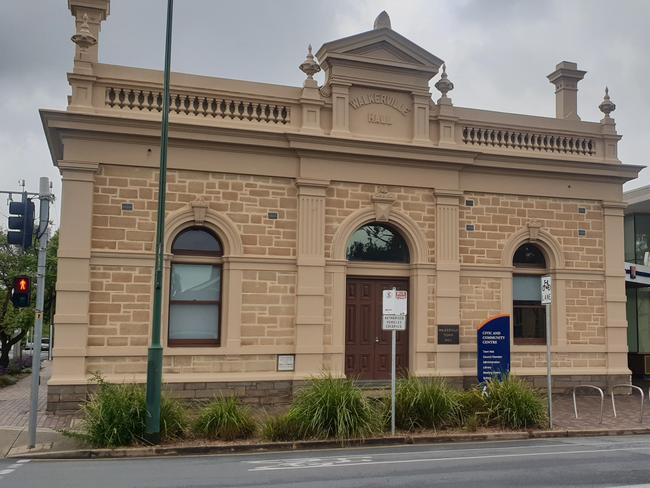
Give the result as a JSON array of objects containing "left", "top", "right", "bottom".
[
  {"left": 0, "top": 459, "right": 31, "bottom": 480},
  {"left": 248, "top": 446, "right": 650, "bottom": 471}
]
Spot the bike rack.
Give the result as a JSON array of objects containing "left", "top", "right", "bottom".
[
  {"left": 572, "top": 385, "right": 604, "bottom": 424},
  {"left": 610, "top": 384, "right": 644, "bottom": 423}
]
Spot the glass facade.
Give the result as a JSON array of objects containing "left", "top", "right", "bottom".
[
  {"left": 625, "top": 213, "right": 650, "bottom": 356},
  {"left": 625, "top": 214, "right": 650, "bottom": 264}
]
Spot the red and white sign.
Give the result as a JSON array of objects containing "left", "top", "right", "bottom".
[
  {"left": 382, "top": 289, "right": 407, "bottom": 331},
  {"left": 382, "top": 289, "right": 407, "bottom": 316}
]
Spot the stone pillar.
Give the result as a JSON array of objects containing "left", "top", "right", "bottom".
[
  {"left": 68, "top": 1, "right": 109, "bottom": 111},
  {"left": 435, "top": 102, "right": 458, "bottom": 146},
  {"left": 300, "top": 79, "right": 324, "bottom": 135},
  {"left": 294, "top": 178, "right": 329, "bottom": 375},
  {"left": 547, "top": 61, "right": 586, "bottom": 121},
  {"left": 411, "top": 92, "right": 430, "bottom": 144},
  {"left": 49, "top": 161, "right": 99, "bottom": 386},
  {"left": 602, "top": 201, "right": 631, "bottom": 381},
  {"left": 434, "top": 189, "right": 463, "bottom": 376},
  {"left": 330, "top": 83, "right": 351, "bottom": 137}
]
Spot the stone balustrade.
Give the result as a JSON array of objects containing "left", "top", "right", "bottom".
[
  {"left": 461, "top": 125, "right": 596, "bottom": 156},
  {"left": 104, "top": 86, "right": 291, "bottom": 125}
]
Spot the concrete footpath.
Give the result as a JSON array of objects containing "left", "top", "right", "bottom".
[{"left": 0, "top": 361, "right": 81, "bottom": 456}]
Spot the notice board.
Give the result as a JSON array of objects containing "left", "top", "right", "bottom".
[{"left": 477, "top": 314, "right": 510, "bottom": 383}]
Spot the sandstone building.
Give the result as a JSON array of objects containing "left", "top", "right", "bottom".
[{"left": 42, "top": 1, "right": 642, "bottom": 411}]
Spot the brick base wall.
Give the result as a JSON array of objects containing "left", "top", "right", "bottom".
[
  {"left": 47, "top": 380, "right": 296, "bottom": 415},
  {"left": 46, "top": 374, "right": 632, "bottom": 414}
]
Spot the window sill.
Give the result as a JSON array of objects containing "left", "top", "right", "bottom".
[{"left": 168, "top": 340, "right": 220, "bottom": 347}]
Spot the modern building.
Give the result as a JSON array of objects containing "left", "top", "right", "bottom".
[
  {"left": 623, "top": 186, "right": 650, "bottom": 376},
  {"left": 42, "top": 0, "right": 642, "bottom": 412}
]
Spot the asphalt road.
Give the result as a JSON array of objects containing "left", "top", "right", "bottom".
[{"left": 2, "top": 435, "right": 650, "bottom": 487}]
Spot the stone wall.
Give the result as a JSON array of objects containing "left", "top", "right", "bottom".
[
  {"left": 240, "top": 270, "right": 296, "bottom": 347},
  {"left": 88, "top": 265, "right": 152, "bottom": 348},
  {"left": 459, "top": 193, "right": 604, "bottom": 268},
  {"left": 93, "top": 166, "right": 297, "bottom": 256}
]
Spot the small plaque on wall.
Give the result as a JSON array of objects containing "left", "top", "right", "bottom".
[
  {"left": 277, "top": 354, "right": 295, "bottom": 372},
  {"left": 438, "top": 325, "right": 459, "bottom": 345}
]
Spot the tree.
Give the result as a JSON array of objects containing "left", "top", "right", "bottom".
[{"left": 0, "top": 229, "right": 58, "bottom": 368}]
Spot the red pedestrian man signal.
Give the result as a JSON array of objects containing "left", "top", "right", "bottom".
[{"left": 11, "top": 275, "right": 31, "bottom": 308}]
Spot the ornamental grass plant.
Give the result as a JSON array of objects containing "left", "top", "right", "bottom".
[
  {"left": 394, "top": 377, "right": 463, "bottom": 431},
  {"left": 287, "top": 374, "right": 383, "bottom": 440},
  {"left": 77, "top": 377, "right": 187, "bottom": 448},
  {"left": 192, "top": 396, "right": 256, "bottom": 441},
  {"left": 261, "top": 413, "right": 301, "bottom": 442},
  {"left": 483, "top": 375, "right": 547, "bottom": 429}
]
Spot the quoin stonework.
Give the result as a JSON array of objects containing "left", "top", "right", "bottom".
[{"left": 41, "top": 1, "right": 642, "bottom": 412}]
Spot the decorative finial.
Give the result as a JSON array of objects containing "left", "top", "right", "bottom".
[
  {"left": 598, "top": 86, "right": 616, "bottom": 118},
  {"left": 434, "top": 64, "right": 455, "bottom": 104},
  {"left": 71, "top": 13, "right": 97, "bottom": 50},
  {"left": 299, "top": 44, "right": 321, "bottom": 80},
  {"left": 374, "top": 11, "right": 391, "bottom": 30}
]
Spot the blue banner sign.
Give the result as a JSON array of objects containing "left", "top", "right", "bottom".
[{"left": 477, "top": 314, "right": 511, "bottom": 383}]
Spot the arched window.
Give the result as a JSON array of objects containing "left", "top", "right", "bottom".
[
  {"left": 346, "top": 223, "right": 410, "bottom": 263},
  {"left": 512, "top": 243, "right": 547, "bottom": 345},
  {"left": 169, "top": 227, "right": 223, "bottom": 346}
]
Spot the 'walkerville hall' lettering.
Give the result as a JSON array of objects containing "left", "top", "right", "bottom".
[{"left": 349, "top": 93, "right": 410, "bottom": 115}]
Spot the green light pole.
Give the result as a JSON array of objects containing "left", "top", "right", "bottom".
[{"left": 145, "top": 0, "right": 174, "bottom": 443}]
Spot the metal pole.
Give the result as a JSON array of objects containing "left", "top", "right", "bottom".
[
  {"left": 28, "top": 177, "right": 51, "bottom": 449},
  {"left": 391, "top": 329, "right": 396, "bottom": 436},
  {"left": 546, "top": 302, "right": 553, "bottom": 429},
  {"left": 145, "top": 0, "right": 174, "bottom": 443},
  {"left": 391, "top": 286, "right": 397, "bottom": 436}
]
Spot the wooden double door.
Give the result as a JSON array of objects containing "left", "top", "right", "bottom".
[{"left": 345, "top": 277, "right": 409, "bottom": 380}]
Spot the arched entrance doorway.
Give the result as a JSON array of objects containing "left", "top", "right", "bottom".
[{"left": 345, "top": 223, "right": 410, "bottom": 380}]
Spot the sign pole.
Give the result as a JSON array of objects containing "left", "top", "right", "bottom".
[
  {"left": 541, "top": 275, "right": 553, "bottom": 430},
  {"left": 391, "top": 328, "right": 396, "bottom": 436},
  {"left": 545, "top": 302, "right": 552, "bottom": 429},
  {"left": 382, "top": 286, "right": 406, "bottom": 436}
]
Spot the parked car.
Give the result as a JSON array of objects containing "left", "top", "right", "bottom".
[{"left": 23, "top": 338, "right": 50, "bottom": 352}]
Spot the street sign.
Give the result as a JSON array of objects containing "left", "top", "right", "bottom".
[
  {"left": 477, "top": 314, "right": 511, "bottom": 383},
  {"left": 541, "top": 275, "right": 552, "bottom": 304},
  {"left": 382, "top": 289, "right": 407, "bottom": 315},
  {"left": 382, "top": 314, "right": 406, "bottom": 331}
]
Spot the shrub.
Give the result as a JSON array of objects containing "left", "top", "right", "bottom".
[
  {"left": 394, "top": 377, "right": 463, "bottom": 431},
  {"left": 287, "top": 374, "right": 382, "bottom": 440},
  {"left": 0, "top": 375, "right": 18, "bottom": 387},
  {"left": 483, "top": 376, "right": 547, "bottom": 429},
  {"left": 78, "top": 378, "right": 187, "bottom": 447},
  {"left": 457, "top": 389, "right": 487, "bottom": 426},
  {"left": 261, "top": 413, "right": 301, "bottom": 442},
  {"left": 193, "top": 397, "right": 256, "bottom": 441}
]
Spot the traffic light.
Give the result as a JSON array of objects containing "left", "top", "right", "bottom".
[
  {"left": 11, "top": 275, "right": 31, "bottom": 308},
  {"left": 7, "top": 193, "right": 35, "bottom": 250}
]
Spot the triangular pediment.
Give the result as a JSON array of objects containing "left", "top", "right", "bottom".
[
  {"left": 316, "top": 27, "right": 444, "bottom": 75},
  {"left": 346, "top": 41, "right": 424, "bottom": 66}
]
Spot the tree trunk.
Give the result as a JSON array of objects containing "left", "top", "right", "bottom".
[
  {"left": 0, "top": 344, "right": 10, "bottom": 369},
  {"left": 0, "top": 328, "right": 28, "bottom": 369}
]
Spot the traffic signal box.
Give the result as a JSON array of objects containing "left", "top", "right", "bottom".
[
  {"left": 7, "top": 193, "right": 35, "bottom": 250},
  {"left": 11, "top": 275, "right": 31, "bottom": 308}
]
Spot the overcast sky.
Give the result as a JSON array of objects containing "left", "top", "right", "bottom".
[{"left": 1, "top": 0, "right": 649, "bottom": 228}]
